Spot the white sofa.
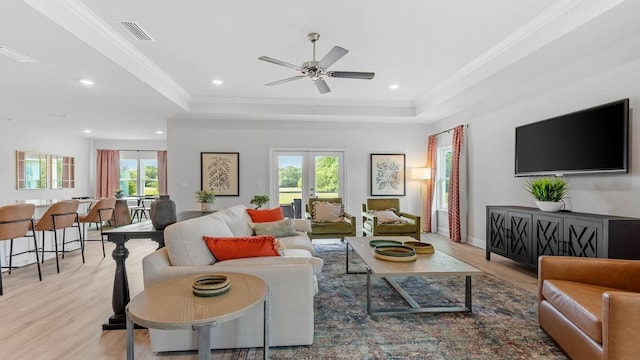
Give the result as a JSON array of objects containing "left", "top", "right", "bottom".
[{"left": 141, "top": 204, "right": 323, "bottom": 353}]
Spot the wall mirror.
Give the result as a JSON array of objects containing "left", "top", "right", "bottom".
[
  {"left": 16, "top": 151, "right": 48, "bottom": 190},
  {"left": 51, "top": 155, "right": 75, "bottom": 189}
]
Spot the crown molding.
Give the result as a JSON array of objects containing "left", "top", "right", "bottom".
[{"left": 188, "top": 98, "right": 416, "bottom": 118}]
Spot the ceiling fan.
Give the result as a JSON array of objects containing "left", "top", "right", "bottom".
[{"left": 258, "top": 32, "right": 375, "bottom": 94}]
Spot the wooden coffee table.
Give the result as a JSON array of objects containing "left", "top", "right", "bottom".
[
  {"left": 126, "top": 272, "right": 269, "bottom": 360},
  {"left": 346, "top": 236, "right": 482, "bottom": 316}
]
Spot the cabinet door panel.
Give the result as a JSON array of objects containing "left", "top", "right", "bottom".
[
  {"left": 563, "top": 219, "right": 601, "bottom": 258},
  {"left": 507, "top": 212, "right": 533, "bottom": 265},
  {"left": 534, "top": 215, "right": 563, "bottom": 257},
  {"left": 487, "top": 209, "right": 507, "bottom": 256}
]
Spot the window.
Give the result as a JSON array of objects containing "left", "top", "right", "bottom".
[
  {"left": 436, "top": 146, "right": 452, "bottom": 210},
  {"left": 273, "top": 150, "right": 344, "bottom": 205},
  {"left": 119, "top": 151, "right": 159, "bottom": 196}
]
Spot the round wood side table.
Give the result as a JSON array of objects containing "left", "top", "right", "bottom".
[{"left": 126, "top": 272, "right": 268, "bottom": 360}]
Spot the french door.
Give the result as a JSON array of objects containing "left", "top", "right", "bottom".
[{"left": 272, "top": 150, "right": 345, "bottom": 212}]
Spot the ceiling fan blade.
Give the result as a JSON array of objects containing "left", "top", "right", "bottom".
[
  {"left": 265, "top": 75, "right": 306, "bottom": 86},
  {"left": 328, "top": 71, "right": 375, "bottom": 80},
  {"left": 317, "top": 46, "right": 349, "bottom": 69},
  {"left": 314, "top": 78, "right": 331, "bottom": 94},
  {"left": 258, "top": 56, "right": 303, "bottom": 71}
]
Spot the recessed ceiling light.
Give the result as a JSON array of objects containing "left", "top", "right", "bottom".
[
  {"left": 79, "top": 79, "right": 95, "bottom": 86},
  {"left": 155, "top": 130, "right": 163, "bottom": 134},
  {"left": 389, "top": 84, "right": 399, "bottom": 90},
  {"left": 83, "top": 129, "right": 92, "bottom": 133},
  {"left": 212, "top": 79, "right": 224, "bottom": 86}
]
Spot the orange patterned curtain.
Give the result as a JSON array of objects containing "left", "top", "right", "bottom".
[
  {"left": 448, "top": 125, "right": 464, "bottom": 241},
  {"left": 423, "top": 135, "right": 438, "bottom": 232},
  {"left": 95, "top": 149, "right": 120, "bottom": 198},
  {"left": 157, "top": 150, "right": 168, "bottom": 195}
]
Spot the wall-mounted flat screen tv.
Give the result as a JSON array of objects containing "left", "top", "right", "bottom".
[{"left": 515, "top": 98, "right": 629, "bottom": 177}]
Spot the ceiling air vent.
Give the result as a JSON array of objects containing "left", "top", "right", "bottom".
[
  {"left": 118, "top": 20, "right": 154, "bottom": 41},
  {"left": 0, "top": 46, "right": 37, "bottom": 63}
]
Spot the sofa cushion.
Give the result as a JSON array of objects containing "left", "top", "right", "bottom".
[
  {"left": 246, "top": 207, "right": 284, "bottom": 223},
  {"left": 214, "top": 204, "right": 254, "bottom": 237},
  {"left": 542, "top": 279, "right": 628, "bottom": 343},
  {"left": 203, "top": 235, "right": 280, "bottom": 261},
  {"left": 220, "top": 250, "right": 323, "bottom": 275},
  {"left": 373, "top": 223, "right": 417, "bottom": 234},
  {"left": 292, "top": 219, "right": 312, "bottom": 233},
  {"left": 250, "top": 218, "right": 298, "bottom": 238},
  {"left": 311, "top": 221, "right": 352, "bottom": 234},
  {"left": 278, "top": 234, "right": 315, "bottom": 255},
  {"left": 312, "top": 201, "right": 344, "bottom": 222},
  {"left": 164, "top": 213, "right": 233, "bottom": 266}
]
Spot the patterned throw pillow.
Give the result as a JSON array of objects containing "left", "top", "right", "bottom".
[
  {"left": 202, "top": 235, "right": 280, "bottom": 261},
  {"left": 249, "top": 218, "right": 298, "bottom": 237},
  {"left": 370, "top": 209, "right": 407, "bottom": 224},
  {"left": 312, "top": 201, "right": 344, "bottom": 222}
]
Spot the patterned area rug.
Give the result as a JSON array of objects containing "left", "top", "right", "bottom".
[{"left": 227, "top": 243, "right": 566, "bottom": 359}]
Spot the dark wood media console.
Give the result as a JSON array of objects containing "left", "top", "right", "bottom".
[{"left": 486, "top": 205, "right": 640, "bottom": 270}]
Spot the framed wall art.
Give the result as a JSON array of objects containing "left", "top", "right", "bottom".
[
  {"left": 201, "top": 152, "right": 239, "bottom": 196},
  {"left": 370, "top": 153, "right": 406, "bottom": 196}
]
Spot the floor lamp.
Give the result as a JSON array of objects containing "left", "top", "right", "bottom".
[{"left": 411, "top": 167, "right": 431, "bottom": 233}]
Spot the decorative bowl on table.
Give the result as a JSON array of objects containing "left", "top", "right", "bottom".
[
  {"left": 373, "top": 245, "right": 417, "bottom": 262},
  {"left": 192, "top": 274, "right": 231, "bottom": 297},
  {"left": 403, "top": 241, "right": 435, "bottom": 254},
  {"left": 369, "top": 239, "right": 402, "bottom": 247}
]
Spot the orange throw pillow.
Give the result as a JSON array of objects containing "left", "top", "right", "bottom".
[
  {"left": 203, "top": 235, "right": 280, "bottom": 261},
  {"left": 246, "top": 207, "right": 285, "bottom": 223}
]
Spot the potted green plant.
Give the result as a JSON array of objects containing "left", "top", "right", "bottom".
[
  {"left": 114, "top": 189, "right": 124, "bottom": 198},
  {"left": 525, "top": 177, "right": 569, "bottom": 212},
  {"left": 195, "top": 189, "right": 216, "bottom": 212},
  {"left": 250, "top": 194, "right": 269, "bottom": 209}
]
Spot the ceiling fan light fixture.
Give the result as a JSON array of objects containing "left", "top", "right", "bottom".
[{"left": 258, "top": 32, "right": 375, "bottom": 94}]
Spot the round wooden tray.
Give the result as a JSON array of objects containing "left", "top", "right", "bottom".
[
  {"left": 192, "top": 274, "right": 231, "bottom": 297},
  {"left": 403, "top": 241, "right": 435, "bottom": 254},
  {"left": 373, "top": 245, "right": 417, "bottom": 262}
]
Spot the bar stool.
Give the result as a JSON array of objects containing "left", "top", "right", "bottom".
[
  {"left": 78, "top": 198, "right": 116, "bottom": 257},
  {"left": 0, "top": 203, "right": 40, "bottom": 296},
  {"left": 32, "top": 199, "right": 82, "bottom": 273}
]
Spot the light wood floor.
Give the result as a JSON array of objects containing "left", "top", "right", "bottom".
[{"left": 0, "top": 230, "right": 538, "bottom": 359}]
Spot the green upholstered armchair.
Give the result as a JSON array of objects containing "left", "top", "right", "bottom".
[
  {"left": 362, "top": 198, "right": 421, "bottom": 240},
  {"left": 305, "top": 198, "right": 356, "bottom": 241}
]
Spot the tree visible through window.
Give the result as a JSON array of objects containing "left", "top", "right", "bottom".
[
  {"left": 437, "top": 147, "right": 452, "bottom": 210},
  {"left": 119, "top": 158, "right": 159, "bottom": 196}
]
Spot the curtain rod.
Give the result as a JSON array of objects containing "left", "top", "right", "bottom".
[
  {"left": 432, "top": 124, "right": 469, "bottom": 137},
  {"left": 117, "top": 149, "right": 165, "bottom": 152}
]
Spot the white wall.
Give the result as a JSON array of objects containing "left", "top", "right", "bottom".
[
  {"left": 430, "top": 57, "right": 640, "bottom": 247},
  {"left": 0, "top": 122, "right": 92, "bottom": 202},
  {"left": 167, "top": 119, "right": 430, "bottom": 229}
]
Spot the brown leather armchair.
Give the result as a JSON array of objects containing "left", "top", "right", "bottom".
[
  {"left": 538, "top": 256, "right": 640, "bottom": 360},
  {"left": 305, "top": 198, "right": 356, "bottom": 241},
  {"left": 361, "top": 198, "right": 420, "bottom": 240}
]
